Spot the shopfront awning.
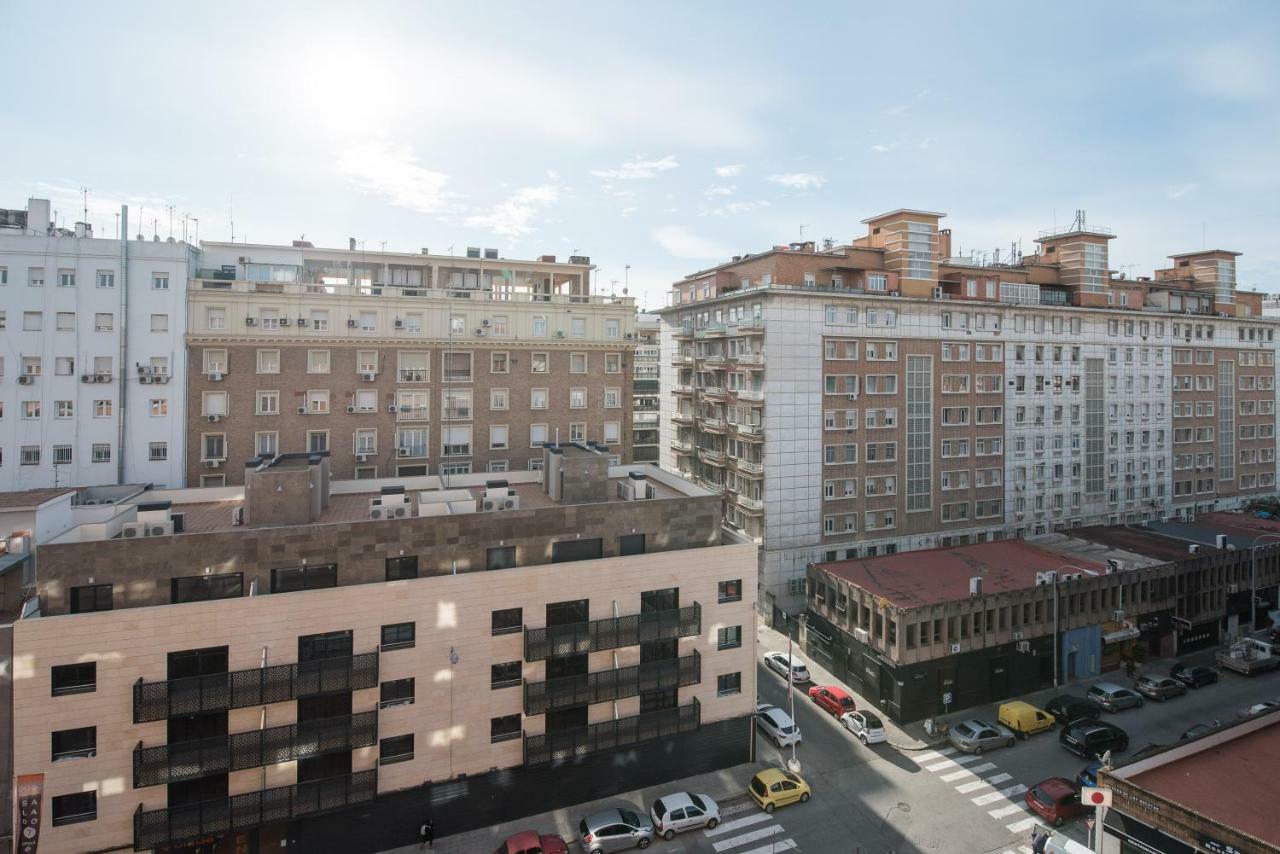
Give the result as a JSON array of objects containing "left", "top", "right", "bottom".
[{"left": 1103, "top": 620, "right": 1141, "bottom": 644}]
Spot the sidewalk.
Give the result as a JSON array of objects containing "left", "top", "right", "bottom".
[{"left": 378, "top": 761, "right": 767, "bottom": 853}]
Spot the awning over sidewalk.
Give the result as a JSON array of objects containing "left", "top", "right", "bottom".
[{"left": 1103, "top": 620, "right": 1141, "bottom": 644}]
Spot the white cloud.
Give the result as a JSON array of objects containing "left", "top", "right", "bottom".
[
  {"left": 336, "top": 140, "right": 458, "bottom": 213},
  {"left": 653, "top": 225, "right": 730, "bottom": 259},
  {"left": 1166, "top": 182, "right": 1198, "bottom": 200},
  {"left": 545, "top": 169, "right": 560, "bottom": 180},
  {"left": 705, "top": 200, "right": 770, "bottom": 216},
  {"left": 465, "top": 185, "right": 559, "bottom": 237},
  {"left": 768, "top": 173, "right": 826, "bottom": 191},
  {"left": 620, "top": 207, "right": 637, "bottom": 218},
  {"left": 714, "top": 164, "right": 744, "bottom": 177},
  {"left": 885, "top": 104, "right": 910, "bottom": 116},
  {"left": 591, "top": 155, "right": 679, "bottom": 180},
  {"left": 870, "top": 144, "right": 893, "bottom": 153},
  {"left": 1183, "top": 39, "right": 1277, "bottom": 100},
  {"left": 705, "top": 185, "right": 736, "bottom": 197}
]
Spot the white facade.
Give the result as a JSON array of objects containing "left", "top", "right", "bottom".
[{"left": 0, "top": 198, "right": 192, "bottom": 491}]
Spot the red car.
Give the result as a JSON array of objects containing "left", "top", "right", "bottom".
[
  {"left": 1025, "top": 777, "right": 1090, "bottom": 827},
  {"left": 808, "top": 685, "right": 856, "bottom": 717},
  {"left": 494, "top": 830, "right": 568, "bottom": 854}
]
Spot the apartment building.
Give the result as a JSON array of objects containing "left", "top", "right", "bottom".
[
  {"left": 9, "top": 445, "right": 756, "bottom": 853},
  {"left": 658, "top": 209, "right": 1280, "bottom": 618},
  {"left": 186, "top": 241, "right": 636, "bottom": 485},
  {"left": 0, "top": 198, "right": 192, "bottom": 491},
  {"left": 632, "top": 312, "right": 661, "bottom": 462}
]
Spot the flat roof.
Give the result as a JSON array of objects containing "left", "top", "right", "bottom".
[
  {"left": 813, "top": 539, "right": 1104, "bottom": 609},
  {"left": 1167, "top": 249, "right": 1242, "bottom": 259},
  {"left": 200, "top": 241, "right": 592, "bottom": 267},
  {"left": 0, "top": 488, "right": 74, "bottom": 511},
  {"left": 1124, "top": 717, "right": 1280, "bottom": 846},
  {"left": 860, "top": 208, "right": 947, "bottom": 224},
  {"left": 1068, "top": 525, "right": 1194, "bottom": 563}
]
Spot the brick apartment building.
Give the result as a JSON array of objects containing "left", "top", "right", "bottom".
[
  {"left": 186, "top": 242, "right": 637, "bottom": 485},
  {"left": 10, "top": 446, "right": 756, "bottom": 853},
  {"left": 657, "top": 208, "right": 1280, "bottom": 619}
]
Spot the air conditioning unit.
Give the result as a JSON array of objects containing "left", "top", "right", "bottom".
[
  {"left": 95, "top": 373, "right": 110, "bottom": 383},
  {"left": 245, "top": 317, "right": 257, "bottom": 326},
  {"left": 356, "top": 453, "right": 368, "bottom": 463},
  {"left": 140, "top": 375, "right": 153, "bottom": 384},
  {"left": 933, "top": 287, "right": 944, "bottom": 299},
  {"left": 148, "top": 523, "right": 173, "bottom": 537},
  {"left": 852, "top": 627, "right": 870, "bottom": 644},
  {"left": 1227, "top": 583, "right": 1239, "bottom": 594},
  {"left": 207, "top": 414, "right": 222, "bottom": 423},
  {"left": 208, "top": 372, "right": 224, "bottom": 382},
  {"left": 475, "top": 328, "right": 486, "bottom": 336},
  {"left": 231, "top": 506, "right": 245, "bottom": 526},
  {"left": 122, "top": 522, "right": 144, "bottom": 538},
  {"left": 1215, "top": 534, "right": 1228, "bottom": 550},
  {"left": 1012, "top": 629, "right": 1024, "bottom": 640},
  {"left": 370, "top": 506, "right": 385, "bottom": 520},
  {"left": 555, "top": 330, "right": 565, "bottom": 338},
  {"left": 1188, "top": 544, "right": 1200, "bottom": 555},
  {"left": 279, "top": 317, "right": 291, "bottom": 326},
  {"left": 204, "top": 459, "right": 221, "bottom": 469},
  {"left": 398, "top": 448, "right": 410, "bottom": 457},
  {"left": 80, "top": 374, "right": 94, "bottom": 383},
  {"left": 481, "top": 319, "right": 491, "bottom": 326},
  {"left": 18, "top": 375, "right": 33, "bottom": 385},
  {"left": 501, "top": 497, "right": 519, "bottom": 510},
  {"left": 950, "top": 643, "right": 961, "bottom": 654},
  {"left": 388, "top": 404, "right": 399, "bottom": 414},
  {"left": 847, "top": 393, "right": 858, "bottom": 400},
  {"left": 389, "top": 505, "right": 408, "bottom": 518},
  {"left": 297, "top": 406, "right": 307, "bottom": 415},
  {"left": 481, "top": 497, "right": 500, "bottom": 511},
  {"left": 297, "top": 317, "right": 307, "bottom": 327},
  {"left": 1113, "top": 609, "right": 1125, "bottom": 621},
  {"left": 394, "top": 319, "right": 404, "bottom": 329},
  {"left": 346, "top": 405, "right": 356, "bottom": 413},
  {"left": 362, "top": 372, "right": 376, "bottom": 382},
  {"left": 624, "top": 332, "right": 635, "bottom": 340},
  {"left": 347, "top": 318, "right": 357, "bottom": 327},
  {"left": 1035, "top": 570, "right": 1058, "bottom": 586},
  {"left": 1016, "top": 640, "right": 1031, "bottom": 653}
]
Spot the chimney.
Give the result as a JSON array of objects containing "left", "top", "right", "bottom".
[{"left": 349, "top": 237, "right": 357, "bottom": 251}]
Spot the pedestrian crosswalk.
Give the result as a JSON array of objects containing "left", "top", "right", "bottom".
[
  {"left": 915, "top": 746, "right": 1046, "bottom": 837},
  {"left": 704, "top": 811, "right": 799, "bottom": 853}
]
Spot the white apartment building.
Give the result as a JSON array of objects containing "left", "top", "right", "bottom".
[{"left": 0, "top": 198, "right": 192, "bottom": 491}]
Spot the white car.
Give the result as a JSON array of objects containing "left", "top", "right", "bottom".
[
  {"left": 764, "top": 651, "right": 811, "bottom": 684},
  {"left": 755, "top": 703, "right": 802, "bottom": 747},
  {"left": 649, "top": 791, "right": 720, "bottom": 841},
  {"left": 840, "top": 710, "right": 887, "bottom": 745},
  {"left": 1241, "top": 701, "right": 1279, "bottom": 717}
]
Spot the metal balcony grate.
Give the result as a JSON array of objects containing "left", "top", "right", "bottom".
[
  {"left": 523, "top": 651, "right": 700, "bottom": 716},
  {"left": 523, "top": 698, "right": 700, "bottom": 766},
  {"left": 523, "top": 603, "right": 701, "bottom": 662}
]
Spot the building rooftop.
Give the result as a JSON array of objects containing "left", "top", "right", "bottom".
[
  {"left": 813, "top": 539, "right": 1105, "bottom": 609},
  {"left": 0, "top": 488, "right": 75, "bottom": 511},
  {"left": 860, "top": 208, "right": 947, "bottom": 223}
]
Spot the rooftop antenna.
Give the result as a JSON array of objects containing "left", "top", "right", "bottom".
[
  {"left": 799, "top": 223, "right": 808, "bottom": 240},
  {"left": 114, "top": 211, "right": 120, "bottom": 240},
  {"left": 167, "top": 204, "right": 175, "bottom": 239},
  {"left": 624, "top": 264, "right": 630, "bottom": 296},
  {"left": 191, "top": 217, "right": 200, "bottom": 243},
  {"left": 152, "top": 218, "right": 158, "bottom": 240},
  {"left": 993, "top": 247, "right": 1001, "bottom": 265},
  {"left": 230, "top": 197, "right": 235, "bottom": 242},
  {"left": 80, "top": 186, "right": 89, "bottom": 224}
]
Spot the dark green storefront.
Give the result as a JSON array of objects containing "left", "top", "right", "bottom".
[{"left": 804, "top": 610, "right": 1057, "bottom": 723}]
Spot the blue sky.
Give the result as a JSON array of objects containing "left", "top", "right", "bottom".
[{"left": 2, "top": 0, "right": 1278, "bottom": 309}]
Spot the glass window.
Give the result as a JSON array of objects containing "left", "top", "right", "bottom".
[
  {"left": 491, "top": 607, "right": 522, "bottom": 635},
  {"left": 379, "top": 734, "right": 414, "bottom": 765},
  {"left": 381, "top": 622, "right": 416, "bottom": 650},
  {"left": 51, "top": 662, "right": 96, "bottom": 697}
]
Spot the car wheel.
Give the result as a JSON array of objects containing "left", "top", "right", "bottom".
[
  {"left": 638, "top": 838, "right": 650, "bottom": 850},
  {"left": 859, "top": 734, "right": 868, "bottom": 745},
  {"left": 775, "top": 736, "right": 785, "bottom": 748},
  {"left": 706, "top": 818, "right": 719, "bottom": 830},
  {"left": 974, "top": 746, "right": 984, "bottom": 756},
  {"left": 1159, "top": 694, "right": 1166, "bottom": 702},
  {"left": 1137, "top": 699, "right": 1144, "bottom": 708},
  {"left": 1054, "top": 816, "right": 1064, "bottom": 828},
  {"left": 1006, "top": 738, "right": 1015, "bottom": 748},
  {"left": 800, "top": 792, "right": 811, "bottom": 803},
  {"left": 663, "top": 829, "right": 676, "bottom": 841},
  {"left": 1018, "top": 730, "right": 1028, "bottom": 740},
  {"left": 765, "top": 802, "right": 775, "bottom": 814}
]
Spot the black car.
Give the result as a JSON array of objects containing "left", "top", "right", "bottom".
[
  {"left": 1060, "top": 720, "right": 1129, "bottom": 758},
  {"left": 1170, "top": 663, "right": 1219, "bottom": 688},
  {"left": 1180, "top": 721, "right": 1222, "bottom": 741},
  {"left": 1044, "top": 694, "right": 1103, "bottom": 724}
]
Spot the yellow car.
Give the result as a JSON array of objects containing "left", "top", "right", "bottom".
[
  {"left": 998, "top": 701, "right": 1056, "bottom": 739},
  {"left": 748, "top": 768, "right": 811, "bottom": 813}
]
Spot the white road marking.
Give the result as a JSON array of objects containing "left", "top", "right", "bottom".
[
  {"left": 986, "top": 772, "right": 1013, "bottom": 786},
  {"left": 1006, "top": 816, "right": 1040, "bottom": 834},
  {"left": 926, "top": 753, "right": 980, "bottom": 772},
  {"left": 955, "top": 779, "right": 992, "bottom": 794},
  {"left": 739, "top": 841, "right": 798, "bottom": 854},
  {"left": 940, "top": 768, "right": 976, "bottom": 782},
  {"left": 703, "top": 812, "right": 772, "bottom": 838},
  {"left": 988, "top": 803, "right": 1028, "bottom": 819},
  {"left": 968, "top": 762, "right": 997, "bottom": 775},
  {"left": 971, "top": 784, "right": 1027, "bottom": 806},
  {"left": 915, "top": 747, "right": 956, "bottom": 762},
  {"left": 712, "top": 825, "right": 784, "bottom": 852}
]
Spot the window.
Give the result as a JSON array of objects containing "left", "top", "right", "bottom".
[
  {"left": 29, "top": 266, "right": 45, "bottom": 287},
  {"left": 22, "top": 401, "right": 40, "bottom": 420},
  {"left": 492, "top": 607, "right": 522, "bottom": 635},
  {"left": 270, "top": 563, "right": 337, "bottom": 593},
  {"left": 202, "top": 391, "right": 229, "bottom": 417},
  {"left": 147, "top": 397, "right": 168, "bottom": 417},
  {"left": 54, "top": 356, "right": 73, "bottom": 375},
  {"left": 56, "top": 311, "right": 75, "bottom": 331},
  {"left": 256, "top": 391, "right": 279, "bottom": 415},
  {"left": 20, "top": 446, "right": 40, "bottom": 466},
  {"left": 606, "top": 353, "right": 622, "bottom": 373},
  {"left": 310, "top": 309, "right": 330, "bottom": 331},
  {"left": 530, "top": 388, "right": 549, "bottom": 409},
  {"left": 379, "top": 734, "right": 414, "bottom": 765},
  {"left": 357, "top": 350, "right": 378, "bottom": 374},
  {"left": 148, "top": 313, "right": 168, "bottom": 333},
  {"left": 491, "top": 351, "right": 509, "bottom": 373},
  {"left": 93, "top": 399, "right": 113, "bottom": 418},
  {"left": 23, "top": 311, "right": 42, "bottom": 331},
  {"left": 52, "top": 726, "right": 97, "bottom": 761},
  {"left": 491, "top": 661, "right": 522, "bottom": 689},
  {"left": 532, "top": 316, "right": 548, "bottom": 337},
  {"left": 605, "top": 319, "right": 620, "bottom": 338},
  {"left": 307, "top": 349, "right": 331, "bottom": 373},
  {"left": 571, "top": 317, "right": 586, "bottom": 338},
  {"left": 530, "top": 423, "right": 548, "bottom": 447},
  {"left": 442, "top": 351, "right": 472, "bottom": 382},
  {"left": 51, "top": 662, "right": 96, "bottom": 697},
  {"left": 55, "top": 400, "right": 73, "bottom": 419},
  {"left": 531, "top": 352, "right": 548, "bottom": 373},
  {"left": 717, "top": 672, "right": 742, "bottom": 696},
  {"left": 52, "top": 445, "right": 73, "bottom": 465},
  {"left": 604, "top": 388, "right": 621, "bottom": 408},
  {"left": 205, "top": 307, "right": 226, "bottom": 330},
  {"left": 385, "top": 555, "right": 418, "bottom": 581},
  {"left": 92, "top": 444, "right": 112, "bottom": 463},
  {"left": 380, "top": 678, "right": 415, "bottom": 709},
  {"left": 57, "top": 269, "right": 76, "bottom": 288},
  {"left": 306, "top": 389, "right": 330, "bottom": 414},
  {"left": 491, "top": 714, "right": 521, "bottom": 743},
  {"left": 381, "top": 622, "right": 416, "bottom": 650},
  {"left": 603, "top": 421, "right": 621, "bottom": 443},
  {"left": 152, "top": 273, "right": 169, "bottom": 290},
  {"left": 70, "top": 584, "right": 112, "bottom": 614},
  {"left": 717, "top": 626, "right": 743, "bottom": 650},
  {"left": 718, "top": 578, "right": 743, "bottom": 602},
  {"left": 149, "top": 442, "right": 168, "bottom": 461},
  {"left": 490, "top": 388, "right": 509, "bottom": 411},
  {"left": 570, "top": 352, "right": 588, "bottom": 373},
  {"left": 490, "top": 425, "right": 509, "bottom": 450},
  {"left": 203, "top": 349, "right": 228, "bottom": 373},
  {"left": 51, "top": 791, "right": 96, "bottom": 827},
  {"left": 487, "top": 546, "right": 517, "bottom": 570},
  {"left": 442, "top": 424, "right": 471, "bottom": 456}
]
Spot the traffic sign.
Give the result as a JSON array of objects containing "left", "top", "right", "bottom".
[
  {"left": 1082, "top": 786, "right": 1112, "bottom": 808},
  {"left": 942, "top": 692, "right": 953, "bottom": 705}
]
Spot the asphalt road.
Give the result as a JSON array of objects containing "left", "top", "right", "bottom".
[{"left": 753, "top": 656, "right": 1280, "bottom": 854}]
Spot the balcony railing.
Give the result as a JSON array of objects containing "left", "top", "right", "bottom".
[
  {"left": 699, "top": 417, "right": 726, "bottom": 433},
  {"left": 133, "top": 652, "right": 379, "bottom": 723},
  {"left": 737, "top": 389, "right": 765, "bottom": 402},
  {"left": 133, "top": 712, "right": 378, "bottom": 788},
  {"left": 133, "top": 770, "right": 377, "bottom": 852},
  {"left": 1039, "top": 290, "right": 1070, "bottom": 306},
  {"left": 735, "top": 459, "right": 764, "bottom": 476},
  {"left": 672, "top": 385, "right": 693, "bottom": 395},
  {"left": 195, "top": 278, "right": 632, "bottom": 307},
  {"left": 524, "top": 603, "right": 701, "bottom": 662},
  {"left": 699, "top": 448, "right": 727, "bottom": 465},
  {"left": 736, "top": 495, "right": 765, "bottom": 512},
  {"left": 524, "top": 651, "right": 700, "bottom": 716},
  {"left": 523, "top": 698, "right": 700, "bottom": 765},
  {"left": 703, "top": 386, "right": 726, "bottom": 398},
  {"left": 736, "top": 353, "right": 765, "bottom": 364}
]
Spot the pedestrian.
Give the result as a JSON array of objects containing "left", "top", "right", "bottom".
[
  {"left": 419, "top": 817, "right": 434, "bottom": 850},
  {"left": 1031, "top": 828, "right": 1049, "bottom": 854},
  {"left": 1124, "top": 658, "right": 1135, "bottom": 679}
]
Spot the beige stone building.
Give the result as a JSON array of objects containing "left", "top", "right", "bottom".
[
  {"left": 11, "top": 446, "right": 756, "bottom": 853},
  {"left": 187, "top": 242, "right": 637, "bottom": 486},
  {"left": 658, "top": 208, "right": 1280, "bottom": 619}
]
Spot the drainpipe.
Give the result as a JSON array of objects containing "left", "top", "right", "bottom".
[{"left": 116, "top": 205, "right": 129, "bottom": 483}]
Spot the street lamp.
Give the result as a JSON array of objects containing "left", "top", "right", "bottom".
[
  {"left": 777, "top": 609, "right": 806, "bottom": 773},
  {"left": 1051, "top": 564, "right": 1100, "bottom": 689},
  {"left": 1249, "top": 534, "right": 1280, "bottom": 635}
]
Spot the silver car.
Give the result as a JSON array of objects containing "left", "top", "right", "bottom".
[
  {"left": 764, "top": 651, "right": 811, "bottom": 684},
  {"left": 579, "top": 808, "right": 654, "bottom": 853},
  {"left": 840, "top": 710, "right": 887, "bottom": 745},
  {"left": 649, "top": 791, "right": 721, "bottom": 840},
  {"left": 948, "top": 719, "right": 1016, "bottom": 755}
]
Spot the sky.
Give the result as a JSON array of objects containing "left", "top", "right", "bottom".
[{"left": 2, "top": 0, "right": 1279, "bottom": 310}]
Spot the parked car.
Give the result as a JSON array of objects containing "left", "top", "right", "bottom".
[
  {"left": 948, "top": 719, "right": 1016, "bottom": 755},
  {"left": 1060, "top": 720, "right": 1129, "bottom": 758},
  {"left": 1044, "top": 694, "right": 1103, "bottom": 724},
  {"left": 808, "top": 684, "right": 856, "bottom": 716},
  {"left": 764, "top": 651, "right": 811, "bottom": 684},
  {"left": 1240, "top": 700, "right": 1279, "bottom": 718},
  {"left": 1076, "top": 760, "right": 1101, "bottom": 789},
  {"left": 1025, "top": 777, "right": 1090, "bottom": 827},
  {"left": 649, "top": 792, "right": 720, "bottom": 841},
  {"left": 1087, "top": 682, "right": 1145, "bottom": 712},
  {"left": 1170, "top": 663, "right": 1219, "bottom": 688},
  {"left": 755, "top": 703, "right": 802, "bottom": 748},
  {"left": 748, "top": 768, "right": 810, "bottom": 813},
  {"left": 840, "top": 710, "right": 887, "bottom": 744},
  {"left": 1180, "top": 720, "right": 1222, "bottom": 741},
  {"left": 1130, "top": 742, "right": 1168, "bottom": 761},
  {"left": 998, "top": 701, "right": 1057, "bottom": 738},
  {"left": 579, "top": 808, "right": 654, "bottom": 853},
  {"left": 1134, "top": 675, "right": 1187, "bottom": 702},
  {"left": 495, "top": 831, "right": 568, "bottom": 854}
]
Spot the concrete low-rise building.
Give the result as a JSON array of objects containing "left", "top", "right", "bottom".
[{"left": 9, "top": 444, "right": 756, "bottom": 853}]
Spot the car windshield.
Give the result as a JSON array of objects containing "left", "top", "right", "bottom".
[
  {"left": 750, "top": 776, "right": 767, "bottom": 796},
  {"left": 652, "top": 799, "right": 666, "bottom": 819},
  {"left": 862, "top": 712, "right": 883, "bottom": 728},
  {"left": 621, "top": 810, "right": 640, "bottom": 827},
  {"left": 840, "top": 697, "right": 855, "bottom": 710},
  {"left": 954, "top": 723, "right": 976, "bottom": 737},
  {"left": 783, "top": 771, "right": 802, "bottom": 783},
  {"left": 689, "top": 794, "right": 706, "bottom": 811},
  {"left": 1031, "top": 786, "right": 1055, "bottom": 807},
  {"left": 779, "top": 722, "right": 796, "bottom": 734}
]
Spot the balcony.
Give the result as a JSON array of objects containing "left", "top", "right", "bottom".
[
  {"left": 524, "top": 603, "right": 701, "bottom": 661},
  {"left": 736, "top": 495, "right": 765, "bottom": 514},
  {"left": 695, "top": 324, "right": 726, "bottom": 338},
  {"left": 523, "top": 698, "right": 700, "bottom": 765},
  {"left": 701, "top": 354, "right": 727, "bottom": 367},
  {"left": 699, "top": 448, "right": 727, "bottom": 466},
  {"left": 396, "top": 405, "right": 430, "bottom": 422},
  {"left": 133, "top": 770, "right": 377, "bottom": 852},
  {"left": 671, "top": 440, "right": 694, "bottom": 454},
  {"left": 672, "top": 412, "right": 694, "bottom": 426},
  {"left": 673, "top": 327, "right": 694, "bottom": 339},
  {"left": 735, "top": 319, "right": 765, "bottom": 334},
  {"left": 133, "top": 712, "right": 378, "bottom": 788},
  {"left": 699, "top": 417, "right": 727, "bottom": 434},
  {"left": 736, "top": 389, "right": 765, "bottom": 402},
  {"left": 133, "top": 652, "right": 379, "bottom": 723},
  {"left": 734, "top": 423, "right": 763, "bottom": 440},
  {"left": 672, "top": 385, "right": 693, "bottom": 396},
  {"left": 702, "top": 386, "right": 727, "bottom": 400},
  {"left": 734, "top": 458, "right": 764, "bottom": 476},
  {"left": 524, "top": 651, "right": 700, "bottom": 716},
  {"left": 398, "top": 369, "right": 429, "bottom": 383},
  {"left": 736, "top": 353, "right": 765, "bottom": 365},
  {"left": 671, "top": 354, "right": 693, "bottom": 366},
  {"left": 1039, "top": 290, "right": 1070, "bottom": 306}
]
